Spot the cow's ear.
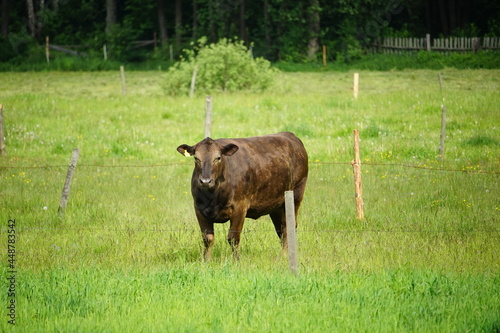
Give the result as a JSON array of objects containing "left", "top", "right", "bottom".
[
  {"left": 222, "top": 143, "right": 239, "bottom": 156},
  {"left": 177, "top": 144, "right": 194, "bottom": 157}
]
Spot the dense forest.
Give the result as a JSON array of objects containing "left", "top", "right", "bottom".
[{"left": 1, "top": 0, "right": 499, "bottom": 63}]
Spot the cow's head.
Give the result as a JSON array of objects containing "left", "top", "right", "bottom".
[{"left": 177, "top": 138, "right": 239, "bottom": 189}]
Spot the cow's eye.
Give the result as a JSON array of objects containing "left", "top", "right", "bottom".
[{"left": 214, "top": 156, "right": 221, "bottom": 163}]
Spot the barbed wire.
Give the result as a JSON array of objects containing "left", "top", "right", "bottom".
[
  {"left": 4, "top": 226, "right": 499, "bottom": 233},
  {"left": 0, "top": 161, "right": 498, "bottom": 174},
  {"left": 0, "top": 162, "right": 191, "bottom": 170},
  {"left": 312, "top": 161, "right": 500, "bottom": 174}
]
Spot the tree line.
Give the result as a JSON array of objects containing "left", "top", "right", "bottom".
[{"left": 1, "top": 0, "right": 499, "bottom": 63}]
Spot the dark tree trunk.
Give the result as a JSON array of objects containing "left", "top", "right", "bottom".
[
  {"left": 424, "top": 0, "right": 433, "bottom": 36},
  {"left": 307, "top": 0, "right": 320, "bottom": 59},
  {"left": 438, "top": 0, "right": 449, "bottom": 36},
  {"left": 448, "top": 0, "right": 457, "bottom": 33},
  {"left": 240, "top": 0, "right": 247, "bottom": 45},
  {"left": 1, "top": 0, "right": 9, "bottom": 37},
  {"left": 263, "top": 0, "right": 271, "bottom": 52},
  {"left": 158, "top": 0, "right": 168, "bottom": 44},
  {"left": 208, "top": 0, "right": 217, "bottom": 42},
  {"left": 175, "top": 0, "right": 182, "bottom": 50},
  {"left": 192, "top": 0, "right": 198, "bottom": 39},
  {"left": 460, "top": 0, "right": 470, "bottom": 28},
  {"left": 106, "top": 0, "right": 117, "bottom": 35},
  {"left": 26, "top": 0, "right": 37, "bottom": 37}
]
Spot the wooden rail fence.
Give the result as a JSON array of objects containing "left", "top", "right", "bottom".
[{"left": 372, "top": 34, "right": 500, "bottom": 54}]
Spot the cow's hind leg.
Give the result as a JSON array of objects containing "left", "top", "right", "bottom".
[
  {"left": 270, "top": 207, "right": 288, "bottom": 250},
  {"left": 293, "top": 177, "right": 307, "bottom": 218}
]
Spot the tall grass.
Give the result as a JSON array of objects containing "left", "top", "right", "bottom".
[
  {"left": 0, "top": 69, "right": 499, "bottom": 331},
  {"left": 2, "top": 266, "right": 499, "bottom": 332}
]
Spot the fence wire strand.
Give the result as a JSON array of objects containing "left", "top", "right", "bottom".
[
  {"left": 1, "top": 161, "right": 498, "bottom": 174},
  {"left": 2, "top": 159, "right": 498, "bottom": 234},
  {"left": 9, "top": 227, "right": 499, "bottom": 233}
]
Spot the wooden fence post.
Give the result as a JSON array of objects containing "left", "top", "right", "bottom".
[
  {"left": 58, "top": 148, "right": 80, "bottom": 215},
  {"left": 426, "top": 33, "right": 431, "bottom": 51},
  {"left": 439, "top": 105, "right": 447, "bottom": 161},
  {"left": 205, "top": 95, "right": 212, "bottom": 138},
  {"left": 45, "top": 36, "right": 50, "bottom": 63},
  {"left": 438, "top": 72, "right": 443, "bottom": 92},
  {"left": 103, "top": 44, "right": 108, "bottom": 60},
  {"left": 285, "top": 190, "right": 298, "bottom": 276},
  {"left": 120, "top": 66, "right": 127, "bottom": 96},
  {"left": 322, "top": 45, "right": 327, "bottom": 66},
  {"left": 352, "top": 130, "right": 364, "bottom": 220},
  {"left": 353, "top": 73, "right": 359, "bottom": 99},
  {"left": 0, "top": 104, "right": 6, "bottom": 156}
]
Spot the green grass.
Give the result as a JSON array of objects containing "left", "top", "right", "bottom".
[
  {"left": 0, "top": 69, "right": 499, "bottom": 331},
  {"left": 2, "top": 266, "right": 499, "bottom": 332}
]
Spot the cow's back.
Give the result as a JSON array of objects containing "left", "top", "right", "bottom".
[{"left": 216, "top": 132, "right": 308, "bottom": 218}]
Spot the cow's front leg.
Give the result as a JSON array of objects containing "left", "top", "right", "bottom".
[
  {"left": 228, "top": 209, "right": 246, "bottom": 260},
  {"left": 202, "top": 231, "right": 215, "bottom": 261},
  {"left": 196, "top": 209, "right": 214, "bottom": 262}
]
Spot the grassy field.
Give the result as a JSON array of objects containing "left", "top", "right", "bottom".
[{"left": 0, "top": 69, "right": 499, "bottom": 332}]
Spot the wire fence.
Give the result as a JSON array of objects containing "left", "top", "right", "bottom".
[
  {"left": 7, "top": 226, "right": 498, "bottom": 234},
  {"left": 2, "top": 158, "right": 498, "bottom": 234},
  {"left": 1, "top": 161, "right": 498, "bottom": 174}
]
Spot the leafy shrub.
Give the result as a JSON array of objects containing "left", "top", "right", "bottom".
[{"left": 164, "top": 38, "right": 278, "bottom": 95}]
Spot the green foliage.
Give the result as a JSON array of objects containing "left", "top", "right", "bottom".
[
  {"left": 0, "top": 36, "right": 19, "bottom": 62},
  {"left": 272, "top": 51, "right": 500, "bottom": 72},
  {"left": 451, "top": 23, "right": 481, "bottom": 37},
  {"left": 1, "top": 0, "right": 500, "bottom": 67},
  {"left": 103, "top": 23, "right": 141, "bottom": 61},
  {"left": 164, "top": 38, "right": 278, "bottom": 95},
  {"left": 349, "top": 51, "right": 500, "bottom": 71}
]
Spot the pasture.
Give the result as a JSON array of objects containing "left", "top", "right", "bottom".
[{"left": 1, "top": 69, "right": 499, "bottom": 332}]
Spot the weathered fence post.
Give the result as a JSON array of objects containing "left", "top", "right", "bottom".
[
  {"left": 205, "top": 95, "right": 212, "bottom": 138},
  {"left": 353, "top": 73, "right": 359, "bottom": 99},
  {"left": 103, "top": 44, "right": 108, "bottom": 60},
  {"left": 322, "top": 45, "right": 327, "bottom": 67},
  {"left": 439, "top": 105, "right": 447, "bottom": 161},
  {"left": 352, "top": 130, "right": 365, "bottom": 220},
  {"left": 120, "top": 65, "right": 127, "bottom": 96},
  {"left": 45, "top": 36, "right": 50, "bottom": 63},
  {"left": 0, "top": 104, "right": 6, "bottom": 156},
  {"left": 190, "top": 65, "right": 198, "bottom": 98},
  {"left": 58, "top": 148, "right": 80, "bottom": 215},
  {"left": 426, "top": 33, "right": 431, "bottom": 51},
  {"left": 285, "top": 190, "right": 298, "bottom": 276}
]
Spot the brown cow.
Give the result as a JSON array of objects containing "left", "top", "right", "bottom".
[{"left": 177, "top": 132, "right": 308, "bottom": 261}]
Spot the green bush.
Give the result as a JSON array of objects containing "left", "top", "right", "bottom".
[{"left": 164, "top": 38, "right": 278, "bottom": 95}]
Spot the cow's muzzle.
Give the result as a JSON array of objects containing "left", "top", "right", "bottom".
[{"left": 199, "top": 177, "right": 213, "bottom": 187}]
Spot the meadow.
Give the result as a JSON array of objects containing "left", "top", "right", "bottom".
[{"left": 0, "top": 69, "right": 499, "bottom": 332}]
